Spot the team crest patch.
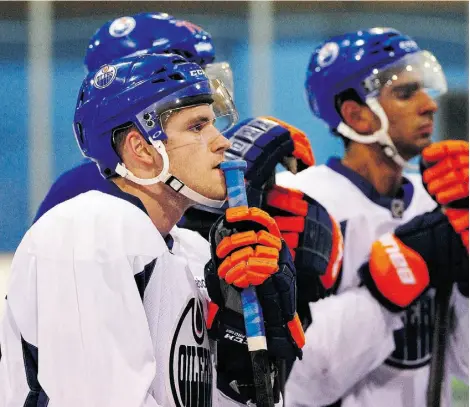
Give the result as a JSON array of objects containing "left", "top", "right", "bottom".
[
  {"left": 93, "top": 65, "right": 117, "bottom": 89},
  {"left": 386, "top": 290, "right": 435, "bottom": 369},
  {"left": 109, "top": 16, "right": 136, "bottom": 38},
  {"left": 317, "top": 42, "right": 340, "bottom": 68},
  {"left": 168, "top": 297, "right": 212, "bottom": 407}
]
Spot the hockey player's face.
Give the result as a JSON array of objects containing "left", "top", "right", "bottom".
[
  {"left": 378, "top": 70, "right": 438, "bottom": 160},
  {"left": 163, "top": 104, "right": 231, "bottom": 200}
]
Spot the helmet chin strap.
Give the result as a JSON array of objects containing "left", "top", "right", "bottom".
[
  {"left": 336, "top": 97, "right": 418, "bottom": 170},
  {"left": 115, "top": 139, "right": 226, "bottom": 208}
]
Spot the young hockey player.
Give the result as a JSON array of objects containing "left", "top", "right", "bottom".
[
  {"left": 279, "top": 28, "right": 469, "bottom": 407},
  {"left": 0, "top": 53, "right": 305, "bottom": 406}
]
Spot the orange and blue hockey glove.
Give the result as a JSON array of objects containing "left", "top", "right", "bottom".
[
  {"left": 360, "top": 209, "right": 469, "bottom": 312},
  {"left": 421, "top": 140, "right": 469, "bottom": 252},
  {"left": 204, "top": 206, "right": 305, "bottom": 402}
]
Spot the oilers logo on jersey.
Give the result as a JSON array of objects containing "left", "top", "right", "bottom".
[
  {"left": 169, "top": 297, "right": 213, "bottom": 407},
  {"left": 386, "top": 291, "right": 435, "bottom": 369}
]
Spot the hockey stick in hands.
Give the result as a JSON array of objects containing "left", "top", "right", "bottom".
[{"left": 221, "top": 160, "right": 275, "bottom": 407}]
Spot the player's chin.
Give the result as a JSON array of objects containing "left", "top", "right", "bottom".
[
  {"left": 415, "top": 134, "right": 433, "bottom": 150},
  {"left": 203, "top": 171, "right": 227, "bottom": 200}
]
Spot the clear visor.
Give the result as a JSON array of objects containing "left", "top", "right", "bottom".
[
  {"left": 204, "top": 61, "right": 235, "bottom": 99},
  {"left": 363, "top": 50, "right": 448, "bottom": 100},
  {"left": 158, "top": 79, "right": 239, "bottom": 144},
  {"left": 136, "top": 78, "right": 238, "bottom": 141}
]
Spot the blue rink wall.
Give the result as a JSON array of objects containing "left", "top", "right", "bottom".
[{"left": 0, "top": 22, "right": 468, "bottom": 251}]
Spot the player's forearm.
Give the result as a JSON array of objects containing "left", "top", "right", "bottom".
[{"left": 286, "top": 286, "right": 403, "bottom": 405}]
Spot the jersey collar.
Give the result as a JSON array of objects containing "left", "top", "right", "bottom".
[
  {"left": 102, "top": 178, "right": 174, "bottom": 250},
  {"left": 326, "top": 157, "right": 414, "bottom": 217}
]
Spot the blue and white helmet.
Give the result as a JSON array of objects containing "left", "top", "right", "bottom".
[
  {"left": 305, "top": 27, "right": 447, "bottom": 168},
  {"left": 74, "top": 53, "right": 238, "bottom": 208},
  {"left": 84, "top": 12, "right": 234, "bottom": 98}
]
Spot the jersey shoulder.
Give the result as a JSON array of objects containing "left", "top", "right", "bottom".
[
  {"left": 280, "top": 165, "right": 374, "bottom": 221},
  {"left": 30, "top": 190, "right": 166, "bottom": 262},
  {"left": 170, "top": 225, "right": 211, "bottom": 262},
  {"left": 403, "top": 172, "right": 437, "bottom": 215}
]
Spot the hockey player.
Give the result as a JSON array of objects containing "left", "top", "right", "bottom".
[
  {"left": 33, "top": 12, "right": 342, "bottom": 325},
  {"left": 33, "top": 12, "right": 233, "bottom": 222},
  {"left": 0, "top": 53, "right": 305, "bottom": 406},
  {"left": 278, "top": 28, "right": 469, "bottom": 406}
]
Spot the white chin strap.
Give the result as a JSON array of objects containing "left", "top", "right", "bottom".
[
  {"left": 114, "top": 139, "right": 226, "bottom": 209},
  {"left": 336, "top": 97, "right": 418, "bottom": 170}
]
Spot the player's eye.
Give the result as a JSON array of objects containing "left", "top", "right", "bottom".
[
  {"left": 393, "top": 83, "right": 420, "bottom": 100},
  {"left": 188, "top": 118, "right": 215, "bottom": 133}
]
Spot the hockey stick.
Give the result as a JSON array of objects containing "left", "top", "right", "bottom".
[
  {"left": 221, "top": 160, "right": 274, "bottom": 407},
  {"left": 426, "top": 279, "right": 453, "bottom": 407},
  {"left": 423, "top": 153, "right": 464, "bottom": 407}
]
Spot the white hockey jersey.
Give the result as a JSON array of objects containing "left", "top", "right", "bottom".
[
  {"left": 277, "top": 158, "right": 469, "bottom": 407},
  {"left": 0, "top": 186, "right": 243, "bottom": 407}
]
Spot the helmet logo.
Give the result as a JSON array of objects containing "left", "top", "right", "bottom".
[
  {"left": 109, "top": 16, "right": 136, "bottom": 38},
  {"left": 317, "top": 42, "right": 340, "bottom": 68},
  {"left": 93, "top": 65, "right": 117, "bottom": 89},
  {"left": 190, "top": 69, "right": 205, "bottom": 77},
  {"left": 399, "top": 40, "right": 418, "bottom": 51},
  {"left": 195, "top": 42, "right": 213, "bottom": 53}
]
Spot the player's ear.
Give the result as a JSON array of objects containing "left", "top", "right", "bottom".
[
  {"left": 125, "top": 130, "right": 157, "bottom": 165},
  {"left": 340, "top": 100, "right": 379, "bottom": 134}
]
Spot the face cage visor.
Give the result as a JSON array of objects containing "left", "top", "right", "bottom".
[{"left": 363, "top": 50, "right": 448, "bottom": 101}]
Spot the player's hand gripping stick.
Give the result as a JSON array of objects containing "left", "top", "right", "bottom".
[{"left": 221, "top": 160, "right": 275, "bottom": 407}]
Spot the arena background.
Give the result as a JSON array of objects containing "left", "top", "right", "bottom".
[{"left": 0, "top": 1, "right": 468, "bottom": 404}]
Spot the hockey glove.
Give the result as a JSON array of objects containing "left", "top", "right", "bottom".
[
  {"left": 204, "top": 207, "right": 305, "bottom": 401},
  {"left": 420, "top": 140, "right": 469, "bottom": 252},
  {"left": 265, "top": 185, "right": 343, "bottom": 291},
  {"left": 224, "top": 116, "right": 314, "bottom": 191},
  {"left": 360, "top": 209, "right": 469, "bottom": 312},
  {"left": 421, "top": 140, "right": 469, "bottom": 207}
]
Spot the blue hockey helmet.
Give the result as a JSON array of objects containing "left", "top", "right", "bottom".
[
  {"left": 74, "top": 53, "right": 237, "bottom": 207},
  {"left": 85, "top": 12, "right": 215, "bottom": 72},
  {"left": 305, "top": 27, "right": 447, "bottom": 168},
  {"left": 84, "top": 12, "right": 234, "bottom": 98},
  {"left": 306, "top": 27, "right": 447, "bottom": 130}
]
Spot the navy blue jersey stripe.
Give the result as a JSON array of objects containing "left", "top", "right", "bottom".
[
  {"left": 134, "top": 259, "right": 157, "bottom": 300},
  {"left": 21, "top": 336, "right": 49, "bottom": 406}
]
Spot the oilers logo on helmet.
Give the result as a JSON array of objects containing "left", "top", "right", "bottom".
[
  {"left": 109, "top": 16, "right": 136, "bottom": 38},
  {"left": 317, "top": 42, "right": 340, "bottom": 68},
  {"left": 168, "top": 297, "right": 212, "bottom": 407},
  {"left": 93, "top": 65, "right": 117, "bottom": 89}
]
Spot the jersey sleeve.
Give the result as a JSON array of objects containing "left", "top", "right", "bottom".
[
  {"left": 446, "top": 286, "right": 469, "bottom": 383},
  {"left": 285, "top": 286, "right": 403, "bottom": 406},
  {"left": 7, "top": 193, "right": 165, "bottom": 407}
]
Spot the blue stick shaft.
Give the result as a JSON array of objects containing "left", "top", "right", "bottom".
[
  {"left": 221, "top": 160, "right": 274, "bottom": 407},
  {"left": 220, "top": 160, "right": 267, "bottom": 349}
]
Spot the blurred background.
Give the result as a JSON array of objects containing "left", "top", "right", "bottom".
[{"left": 0, "top": 1, "right": 468, "bottom": 403}]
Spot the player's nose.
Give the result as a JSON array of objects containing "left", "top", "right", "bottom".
[
  {"left": 210, "top": 132, "right": 231, "bottom": 154},
  {"left": 418, "top": 90, "right": 438, "bottom": 115}
]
